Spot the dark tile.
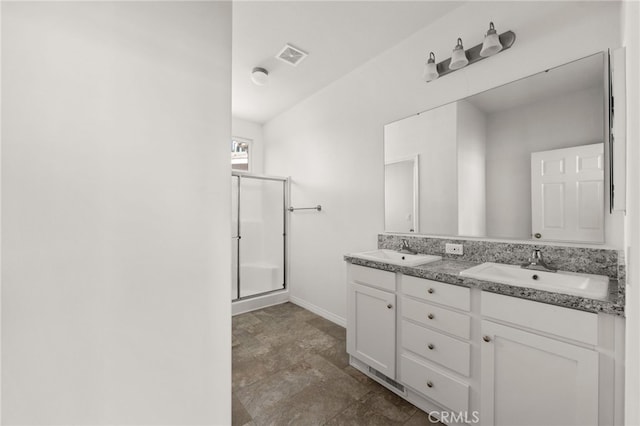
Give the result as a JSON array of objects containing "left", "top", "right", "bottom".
[
  {"left": 255, "top": 320, "right": 337, "bottom": 351},
  {"left": 403, "top": 408, "right": 447, "bottom": 425},
  {"left": 233, "top": 333, "right": 272, "bottom": 364},
  {"left": 359, "top": 387, "right": 417, "bottom": 422},
  {"left": 305, "top": 354, "right": 371, "bottom": 400},
  {"left": 233, "top": 312, "right": 264, "bottom": 334},
  {"left": 232, "top": 392, "right": 253, "bottom": 426},
  {"left": 306, "top": 316, "right": 346, "bottom": 341},
  {"left": 342, "top": 365, "right": 379, "bottom": 389},
  {"left": 252, "top": 381, "right": 357, "bottom": 426},
  {"left": 236, "top": 357, "right": 321, "bottom": 417},
  {"left": 317, "top": 340, "right": 350, "bottom": 369},
  {"left": 232, "top": 303, "right": 426, "bottom": 425},
  {"left": 232, "top": 356, "right": 273, "bottom": 391},
  {"left": 326, "top": 401, "right": 404, "bottom": 426}
]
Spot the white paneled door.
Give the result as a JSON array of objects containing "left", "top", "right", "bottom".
[{"left": 531, "top": 143, "right": 604, "bottom": 243}]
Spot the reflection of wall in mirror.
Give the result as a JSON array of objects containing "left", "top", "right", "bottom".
[
  {"left": 457, "top": 100, "right": 487, "bottom": 237},
  {"left": 485, "top": 86, "right": 603, "bottom": 239},
  {"left": 384, "top": 102, "right": 458, "bottom": 235}
]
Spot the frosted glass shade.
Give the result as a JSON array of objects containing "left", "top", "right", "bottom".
[
  {"left": 423, "top": 62, "right": 439, "bottom": 82},
  {"left": 423, "top": 52, "right": 439, "bottom": 82},
  {"left": 480, "top": 32, "right": 503, "bottom": 57},
  {"left": 449, "top": 46, "right": 468, "bottom": 70}
]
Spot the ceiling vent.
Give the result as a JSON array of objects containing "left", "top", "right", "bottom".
[{"left": 276, "top": 44, "right": 308, "bottom": 67}]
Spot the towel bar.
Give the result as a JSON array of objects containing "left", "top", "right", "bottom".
[{"left": 288, "top": 205, "right": 322, "bottom": 212}]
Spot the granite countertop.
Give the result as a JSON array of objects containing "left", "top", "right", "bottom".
[{"left": 343, "top": 255, "right": 625, "bottom": 317}]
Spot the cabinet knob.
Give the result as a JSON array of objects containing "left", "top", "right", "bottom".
[
  {"left": 428, "top": 343, "right": 435, "bottom": 350},
  {"left": 483, "top": 335, "right": 492, "bottom": 342},
  {"left": 426, "top": 381, "right": 434, "bottom": 388},
  {"left": 387, "top": 304, "right": 393, "bottom": 309},
  {"left": 534, "top": 233, "right": 542, "bottom": 239},
  {"left": 427, "top": 288, "right": 434, "bottom": 294},
  {"left": 428, "top": 313, "right": 435, "bottom": 320}
]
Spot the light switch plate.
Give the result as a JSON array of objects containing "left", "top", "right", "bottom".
[{"left": 445, "top": 243, "right": 463, "bottom": 255}]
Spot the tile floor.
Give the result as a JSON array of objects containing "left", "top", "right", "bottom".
[{"left": 232, "top": 302, "right": 443, "bottom": 425}]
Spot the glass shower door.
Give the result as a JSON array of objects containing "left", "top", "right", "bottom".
[{"left": 232, "top": 174, "right": 286, "bottom": 301}]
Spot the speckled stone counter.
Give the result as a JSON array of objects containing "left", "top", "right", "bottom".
[{"left": 344, "top": 251, "right": 625, "bottom": 317}]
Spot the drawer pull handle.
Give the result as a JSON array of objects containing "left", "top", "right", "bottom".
[
  {"left": 387, "top": 304, "right": 393, "bottom": 309},
  {"left": 483, "top": 335, "right": 492, "bottom": 342},
  {"left": 428, "top": 343, "right": 435, "bottom": 350},
  {"left": 426, "top": 381, "right": 434, "bottom": 388},
  {"left": 428, "top": 313, "right": 435, "bottom": 320},
  {"left": 427, "top": 288, "right": 434, "bottom": 294}
]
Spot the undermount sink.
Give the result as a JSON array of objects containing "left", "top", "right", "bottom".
[
  {"left": 460, "top": 262, "right": 609, "bottom": 300},
  {"left": 350, "top": 249, "right": 442, "bottom": 267}
]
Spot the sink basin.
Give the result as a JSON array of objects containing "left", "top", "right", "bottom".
[
  {"left": 460, "top": 262, "right": 609, "bottom": 300},
  {"left": 350, "top": 249, "right": 442, "bottom": 267}
]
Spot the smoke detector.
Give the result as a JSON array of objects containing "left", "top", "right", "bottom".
[
  {"left": 250, "top": 67, "right": 269, "bottom": 86},
  {"left": 276, "top": 44, "right": 308, "bottom": 67}
]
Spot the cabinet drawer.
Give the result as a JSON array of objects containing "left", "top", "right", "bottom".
[
  {"left": 402, "top": 320, "right": 470, "bottom": 376},
  {"left": 350, "top": 264, "right": 395, "bottom": 292},
  {"left": 481, "top": 292, "right": 598, "bottom": 345},
  {"left": 400, "top": 354, "right": 469, "bottom": 413},
  {"left": 402, "top": 275, "right": 470, "bottom": 311},
  {"left": 402, "top": 296, "right": 471, "bottom": 339}
]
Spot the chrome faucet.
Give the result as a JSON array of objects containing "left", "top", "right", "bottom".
[
  {"left": 521, "top": 248, "right": 557, "bottom": 272},
  {"left": 399, "top": 239, "right": 418, "bottom": 255}
]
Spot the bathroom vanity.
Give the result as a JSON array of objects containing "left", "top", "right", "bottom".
[{"left": 344, "top": 239, "right": 625, "bottom": 426}]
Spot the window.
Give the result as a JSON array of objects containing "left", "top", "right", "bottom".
[{"left": 231, "top": 137, "right": 251, "bottom": 171}]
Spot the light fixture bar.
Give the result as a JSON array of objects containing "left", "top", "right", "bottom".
[{"left": 435, "top": 30, "right": 516, "bottom": 78}]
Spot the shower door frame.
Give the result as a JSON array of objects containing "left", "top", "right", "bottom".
[{"left": 232, "top": 171, "right": 289, "bottom": 302}]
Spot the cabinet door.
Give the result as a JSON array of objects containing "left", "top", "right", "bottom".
[
  {"left": 481, "top": 320, "right": 598, "bottom": 426},
  {"left": 347, "top": 282, "right": 396, "bottom": 378}
]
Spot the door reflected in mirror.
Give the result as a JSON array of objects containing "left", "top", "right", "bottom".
[
  {"left": 384, "top": 52, "right": 610, "bottom": 244},
  {"left": 384, "top": 156, "right": 419, "bottom": 233}
]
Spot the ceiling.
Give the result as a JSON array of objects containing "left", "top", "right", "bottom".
[
  {"left": 232, "top": 1, "right": 463, "bottom": 124},
  {"left": 467, "top": 52, "right": 605, "bottom": 114}
]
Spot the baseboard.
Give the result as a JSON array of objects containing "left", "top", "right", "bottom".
[
  {"left": 232, "top": 290, "right": 289, "bottom": 316},
  {"left": 289, "top": 296, "right": 346, "bottom": 327}
]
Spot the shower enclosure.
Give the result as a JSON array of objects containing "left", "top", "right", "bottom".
[{"left": 231, "top": 172, "right": 287, "bottom": 301}]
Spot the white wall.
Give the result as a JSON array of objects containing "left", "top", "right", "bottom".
[
  {"left": 485, "top": 87, "right": 609, "bottom": 241},
  {"left": 623, "top": 1, "right": 640, "bottom": 425},
  {"left": 1, "top": 2, "right": 231, "bottom": 424},
  {"left": 263, "top": 1, "right": 623, "bottom": 323},
  {"left": 457, "top": 100, "right": 487, "bottom": 237}
]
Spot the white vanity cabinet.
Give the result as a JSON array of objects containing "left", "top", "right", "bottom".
[
  {"left": 345, "top": 262, "right": 624, "bottom": 426},
  {"left": 398, "top": 275, "right": 473, "bottom": 414},
  {"left": 480, "top": 292, "right": 609, "bottom": 426},
  {"left": 346, "top": 264, "right": 397, "bottom": 378}
]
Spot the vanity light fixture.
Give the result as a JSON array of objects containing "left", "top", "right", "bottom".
[
  {"left": 449, "top": 38, "right": 469, "bottom": 70},
  {"left": 480, "top": 22, "right": 503, "bottom": 57},
  {"left": 425, "top": 22, "right": 516, "bottom": 82},
  {"left": 250, "top": 67, "right": 269, "bottom": 86},
  {"left": 423, "top": 52, "right": 439, "bottom": 82}
]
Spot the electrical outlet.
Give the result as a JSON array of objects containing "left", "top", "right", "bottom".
[{"left": 445, "top": 243, "right": 463, "bottom": 255}]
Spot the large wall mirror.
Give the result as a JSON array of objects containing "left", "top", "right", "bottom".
[{"left": 384, "top": 52, "right": 611, "bottom": 243}]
